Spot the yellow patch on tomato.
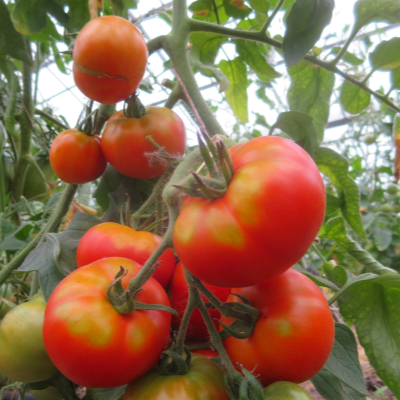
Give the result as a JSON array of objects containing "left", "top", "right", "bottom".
[
  {"left": 273, "top": 320, "right": 293, "bottom": 337},
  {"left": 56, "top": 299, "right": 116, "bottom": 347},
  {"left": 174, "top": 202, "right": 205, "bottom": 244}
]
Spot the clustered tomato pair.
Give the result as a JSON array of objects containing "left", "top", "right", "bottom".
[
  {"left": 49, "top": 16, "right": 186, "bottom": 185},
  {"left": 0, "top": 13, "right": 334, "bottom": 400}
]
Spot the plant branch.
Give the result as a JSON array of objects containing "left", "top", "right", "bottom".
[
  {"left": 147, "top": 35, "right": 167, "bottom": 55},
  {"left": 34, "top": 109, "right": 69, "bottom": 130},
  {"left": 260, "top": 0, "right": 286, "bottom": 34},
  {"left": 330, "top": 25, "right": 360, "bottom": 66}
]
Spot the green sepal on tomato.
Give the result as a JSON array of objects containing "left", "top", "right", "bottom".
[
  {"left": 76, "top": 222, "right": 176, "bottom": 288},
  {"left": 0, "top": 292, "right": 59, "bottom": 383},
  {"left": 169, "top": 262, "right": 230, "bottom": 341},
  {"left": 43, "top": 257, "right": 171, "bottom": 388},
  {"left": 49, "top": 128, "right": 107, "bottom": 185},
  {"left": 101, "top": 107, "right": 186, "bottom": 179},
  {"left": 73, "top": 16, "right": 148, "bottom": 104},
  {"left": 221, "top": 268, "right": 335, "bottom": 386},
  {"left": 123, "top": 353, "right": 230, "bottom": 400},
  {"left": 173, "top": 136, "right": 326, "bottom": 288}
]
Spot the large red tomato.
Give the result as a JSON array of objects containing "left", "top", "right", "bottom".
[
  {"left": 221, "top": 269, "right": 335, "bottom": 386},
  {"left": 123, "top": 354, "right": 230, "bottom": 400},
  {"left": 49, "top": 129, "right": 107, "bottom": 184},
  {"left": 73, "top": 16, "right": 148, "bottom": 104},
  {"left": 101, "top": 107, "right": 186, "bottom": 179},
  {"left": 43, "top": 257, "right": 171, "bottom": 388},
  {"left": 173, "top": 136, "right": 325, "bottom": 287},
  {"left": 76, "top": 222, "right": 176, "bottom": 288},
  {"left": 169, "top": 263, "right": 230, "bottom": 341}
]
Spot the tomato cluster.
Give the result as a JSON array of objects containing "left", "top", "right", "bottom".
[{"left": 0, "top": 14, "right": 334, "bottom": 400}]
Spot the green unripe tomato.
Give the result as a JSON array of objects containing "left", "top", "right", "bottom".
[
  {"left": 363, "top": 134, "right": 376, "bottom": 145},
  {"left": 0, "top": 292, "right": 59, "bottom": 382},
  {"left": 30, "top": 386, "right": 63, "bottom": 400},
  {"left": 387, "top": 183, "right": 399, "bottom": 196},
  {"left": 264, "top": 382, "right": 312, "bottom": 400},
  {"left": 380, "top": 203, "right": 394, "bottom": 213}
]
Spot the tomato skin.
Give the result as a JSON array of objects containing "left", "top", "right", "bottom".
[
  {"left": 50, "top": 129, "right": 107, "bottom": 184},
  {"left": 73, "top": 16, "right": 148, "bottom": 104},
  {"left": 123, "top": 354, "right": 230, "bottom": 400},
  {"left": 173, "top": 136, "right": 325, "bottom": 288},
  {"left": 43, "top": 257, "right": 171, "bottom": 388},
  {"left": 169, "top": 262, "right": 230, "bottom": 340},
  {"left": 0, "top": 293, "right": 59, "bottom": 383},
  {"left": 76, "top": 222, "right": 176, "bottom": 288},
  {"left": 101, "top": 107, "right": 186, "bottom": 179},
  {"left": 221, "top": 269, "right": 334, "bottom": 386},
  {"left": 263, "top": 381, "right": 313, "bottom": 400}
]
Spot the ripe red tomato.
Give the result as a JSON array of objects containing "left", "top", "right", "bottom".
[
  {"left": 169, "top": 262, "right": 230, "bottom": 340},
  {"left": 76, "top": 222, "right": 176, "bottom": 288},
  {"left": 173, "top": 136, "right": 325, "bottom": 288},
  {"left": 123, "top": 354, "right": 230, "bottom": 400},
  {"left": 101, "top": 107, "right": 186, "bottom": 179},
  {"left": 43, "top": 257, "right": 171, "bottom": 388},
  {"left": 49, "top": 129, "right": 107, "bottom": 184},
  {"left": 73, "top": 16, "right": 148, "bottom": 104},
  {"left": 221, "top": 269, "right": 334, "bottom": 386}
]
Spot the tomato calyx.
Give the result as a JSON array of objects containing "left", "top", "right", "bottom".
[
  {"left": 157, "top": 348, "right": 192, "bottom": 375},
  {"left": 124, "top": 93, "right": 146, "bottom": 118},
  {"left": 225, "top": 366, "right": 264, "bottom": 400}
]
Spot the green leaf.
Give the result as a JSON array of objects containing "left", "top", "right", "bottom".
[
  {"left": 12, "top": 0, "right": 48, "bottom": 34},
  {"left": 219, "top": 58, "right": 248, "bottom": 122},
  {"left": 330, "top": 47, "right": 364, "bottom": 66},
  {"left": 283, "top": 0, "right": 334, "bottom": 67},
  {"left": 370, "top": 37, "right": 400, "bottom": 71},
  {"left": 64, "top": 0, "right": 90, "bottom": 33},
  {"left": 189, "top": 0, "right": 212, "bottom": 16},
  {"left": 391, "top": 67, "right": 400, "bottom": 90},
  {"left": 311, "top": 368, "right": 367, "bottom": 400},
  {"left": 235, "top": 39, "right": 281, "bottom": 81},
  {"left": 354, "top": 0, "right": 400, "bottom": 29},
  {"left": 371, "top": 217, "right": 392, "bottom": 251},
  {"left": 338, "top": 273, "right": 400, "bottom": 398},
  {"left": 191, "top": 58, "right": 229, "bottom": 92},
  {"left": 106, "top": 0, "right": 138, "bottom": 18},
  {"left": 248, "top": 0, "right": 270, "bottom": 14},
  {"left": 293, "top": 265, "right": 339, "bottom": 290},
  {"left": 316, "top": 147, "right": 365, "bottom": 238},
  {"left": 51, "top": 42, "right": 67, "bottom": 74},
  {"left": 339, "top": 80, "right": 371, "bottom": 115},
  {"left": 0, "top": 0, "right": 31, "bottom": 64},
  {"left": 270, "top": 111, "right": 319, "bottom": 158},
  {"left": 326, "top": 193, "right": 342, "bottom": 215},
  {"left": 190, "top": 32, "right": 227, "bottom": 66},
  {"left": 85, "top": 385, "right": 127, "bottom": 400},
  {"left": 93, "top": 164, "right": 124, "bottom": 211},
  {"left": 0, "top": 236, "right": 29, "bottom": 251},
  {"left": 288, "top": 60, "right": 335, "bottom": 144},
  {"left": 18, "top": 212, "right": 101, "bottom": 300},
  {"left": 223, "top": 0, "right": 252, "bottom": 18}
]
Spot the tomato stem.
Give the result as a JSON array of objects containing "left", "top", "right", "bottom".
[
  {"left": 125, "top": 93, "right": 146, "bottom": 119},
  {"left": 197, "top": 132, "right": 219, "bottom": 179}
]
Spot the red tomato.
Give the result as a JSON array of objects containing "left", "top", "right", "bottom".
[
  {"left": 169, "top": 263, "right": 230, "bottom": 341},
  {"left": 173, "top": 136, "right": 326, "bottom": 287},
  {"left": 49, "top": 129, "right": 107, "bottom": 184},
  {"left": 123, "top": 354, "right": 230, "bottom": 400},
  {"left": 221, "top": 269, "right": 335, "bottom": 386},
  {"left": 101, "top": 107, "right": 186, "bottom": 179},
  {"left": 76, "top": 222, "right": 176, "bottom": 288},
  {"left": 43, "top": 257, "right": 171, "bottom": 388},
  {"left": 73, "top": 16, "right": 148, "bottom": 104}
]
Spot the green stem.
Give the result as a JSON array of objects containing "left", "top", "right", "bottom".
[
  {"left": 260, "top": 0, "right": 286, "bottom": 34},
  {"left": 147, "top": 35, "right": 167, "bottom": 55},
  {"left": 188, "top": 20, "right": 400, "bottom": 113},
  {"left": 12, "top": 42, "right": 34, "bottom": 202},
  {"left": 330, "top": 25, "right": 360, "bottom": 66},
  {"left": 211, "top": 0, "right": 220, "bottom": 24},
  {"left": 34, "top": 109, "right": 69, "bottom": 130},
  {"left": 29, "top": 271, "right": 39, "bottom": 298},
  {"left": 164, "top": 82, "right": 186, "bottom": 109},
  {"left": 0, "top": 184, "right": 78, "bottom": 286},
  {"left": 4, "top": 72, "right": 19, "bottom": 142},
  {"left": 0, "top": 123, "right": 6, "bottom": 213}
]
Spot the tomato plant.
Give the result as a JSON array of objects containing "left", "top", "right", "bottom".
[
  {"left": 43, "top": 257, "right": 171, "bottom": 388},
  {"left": 0, "top": 293, "right": 59, "bottom": 383},
  {"left": 263, "top": 381, "right": 312, "bottom": 400},
  {"left": 101, "top": 107, "right": 186, "bottom": 179},
  {"left": 173, "top": 136, "right": 326, "bottom": 288},
  {"left": 30, "top": 387, "right": 63, "bottom": 400},
  {"left": 76, "top": 222, "right": 176, "bottom": 288},
  {"left": 220, "top": 268, "right": 335, "bottom": 386},
  {"left": 49, "top": 128, "right": 107, "bottom": 184},
  {"left": 169, "top": 262, "right": 230, "bottom": 340},
  {"left": 123, "top": 353, "right": 230, "bottom": 400},
  {"left": 72, "top": 16, "right": 148, "bottom": 104}
]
